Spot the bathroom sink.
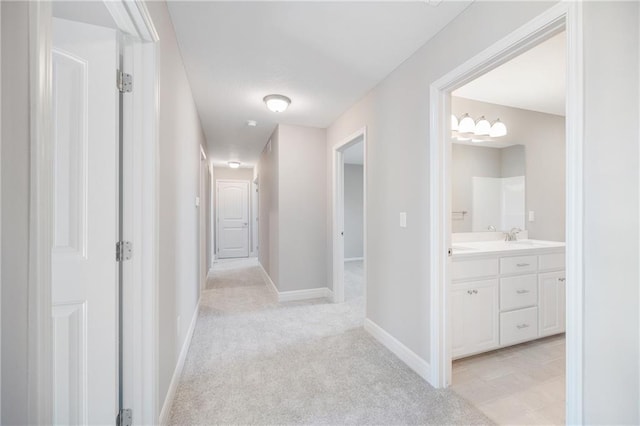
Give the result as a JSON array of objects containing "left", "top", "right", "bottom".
[
  {"left": 508, "top": 240, "right": 553, "bottom": 248},
  {"left": 452, "top": 245, "right": 475, "bottom": 251}
]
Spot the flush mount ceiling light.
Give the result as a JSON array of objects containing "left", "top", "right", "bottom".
[
  {"left": 263, "top": 94, "right": 291, "bottom": 113},
  {"left": 246, "top": 120, "right": 257, "bottom": 127},
  {"left": 228, "top": 161, "right": 241, "bottom": 169}
]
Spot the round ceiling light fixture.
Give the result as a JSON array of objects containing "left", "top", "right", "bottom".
[
  {"left": 263, "top": 94, "right": 291, "bottom": 113},
  {"left": 228, "top": 161, "right": 241, "bottom": 169}
]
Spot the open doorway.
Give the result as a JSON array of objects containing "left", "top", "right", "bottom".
[
  {"left": 332, "top": 128, "right": 366, "bottom": 306},
  {"left": 448, "top": 31, "right": 567, "bottom": 425},
  {"left": 429, "top": 3, "right": 583, "bottom": 424}
]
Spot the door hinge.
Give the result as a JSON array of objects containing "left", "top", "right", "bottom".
[
  {"left": 116, "top": 408, "right": 132, "bottom": 426},
  {"left": 116, "top": 241, "right": 132, "bottom": 262},
  {"left": 117, "top": 71, "right": 133, "bottom": 93}
]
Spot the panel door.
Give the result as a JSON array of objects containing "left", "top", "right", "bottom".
[
  {"left": 52, "top": 18, "right": 118, "bottom": 425},
  {"left": 217, "top": 181, "right": 250, "bottom": 258},
  {"left": 538, "top": 271, "right": 566, "bottom": 337},
  {"left": 452, "top": 279, "right": 499, "bottom": 358}
]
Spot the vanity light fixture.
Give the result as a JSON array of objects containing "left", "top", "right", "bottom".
[
  {"left": 451, "top": 113, "right": 508, "bottom": 142},
  {"left": 263, "top": 94, "right": 291, "bottom": 113},
  {"left": 228, "top": 161, "right": 241, "bottom": 169},
  {"left": 489, "top": 118, "right": 507, "bottom": 137}
]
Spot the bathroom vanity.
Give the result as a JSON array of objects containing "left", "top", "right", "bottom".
[{"left": 451, "top": 239, "right": 566, "bottom": 359}]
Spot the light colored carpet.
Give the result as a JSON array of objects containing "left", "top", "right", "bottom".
[{"left": 168, "top": 258, "right": 492, "bottom": 425}]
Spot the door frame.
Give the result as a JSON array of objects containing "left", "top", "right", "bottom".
[
  {"left": 331, "top": 127, "right": 367, "bottom": 304},
  {"left": 28, "top": 1, "right": 159, "bottom": 424},
  {"left": 428, "top": 1, "right": 583, "bottom": 424},
  {"left": 215, "top": 179, "right": 251, "bottom": 259}
]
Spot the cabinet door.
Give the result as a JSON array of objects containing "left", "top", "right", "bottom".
[
  {"left": 538, "top": 271, "right": 566, "bottom": 337},
  {"left": 452, "top": 280, "right": 499, "bottom": 358}
]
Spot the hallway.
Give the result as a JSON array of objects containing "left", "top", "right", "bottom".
[{"left": 167, "top": 259, "right": 491, "bottom": 424}]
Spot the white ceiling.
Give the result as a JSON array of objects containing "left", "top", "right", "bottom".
[
  {"left": 453, "top": 31, "right": 566, "bottom": 116},
  {"left": 167, "top": 1, "right": 472, "bottom": 167}
]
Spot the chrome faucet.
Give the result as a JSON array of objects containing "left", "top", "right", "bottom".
[{"left": 504, "top": 227, "right": 522, "bottom": 241}]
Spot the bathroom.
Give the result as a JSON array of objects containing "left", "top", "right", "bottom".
[{"left": 448, "top": 32, "right": 568, "bottom": 425}]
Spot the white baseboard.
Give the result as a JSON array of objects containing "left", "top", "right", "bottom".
[
  {"left": 278, "top": 287, "right": 333, "bottom": 302},
  {"left": 345, "top": 257, "right": 364, "bottom": 262},
  {"left": 158, "top": 298, "right": 200, "bottom": 425},
  {"left": 258, "top": 264, "right": 279, "bottom": 296},
  {"left": 364, "top": 318, "right": 431, "bottom": 383},
  {"left": 257, "top": 264, "right": 332, "bottom": 302}
]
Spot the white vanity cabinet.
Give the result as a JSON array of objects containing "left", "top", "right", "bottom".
[
  {"left": 452, "top": 242, "right": 565, "bottom": 359},
  {"left": 452, "top": 279, "right": 499, "bottom": 358}
]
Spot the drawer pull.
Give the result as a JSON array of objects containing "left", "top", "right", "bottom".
[
  {"left": 467, "top": 289, "right": 479, "bottom": 295},
  {"left": 516, "top": 263, "right": 530, "bottom": 267},
  {"left": 559, "top": 278, "right": 566, "bottom": 282},
  {"left": 516, "top": 289, "right": 530, "bottom": 294},
  {"left": 516, "top": 323, "right": 530, "bottom": 329}
]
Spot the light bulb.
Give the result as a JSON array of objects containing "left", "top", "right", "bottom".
[
  {"left": 458, "top": 113, "right": 475, "bottom": 134},
  {"left": 489, "top": 119, "right": 507, "bottom": 137},
  {"left": 474, "top": 116, "right": 491, "bottom": 136}
]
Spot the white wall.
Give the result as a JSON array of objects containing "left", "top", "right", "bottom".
[
  {"left": 327, "top": 1, "right": 639, "bottom": 421},
  {"left": 145, "top": 1, "right": 205, "bottom": 415},
  {"left": 278, "top": 124, "right": 327, "bottom": 292},
  {"left": 344, "top": 164, "right": 364, "bottom": 259},
  {"left": 452, "top": 97, "right": 565, "bottom": 241},
  {"left": 257, "top": 124, "right": 327, "bottom": 292},
  {"left": 0, "top": 3, "right": 29, "bottom": 423},
  {"left": 257, "top": 128, "right": 279, "bottom": 283},
  {"left": 582, "top": 2, "right": 639, "bottom": 422}
]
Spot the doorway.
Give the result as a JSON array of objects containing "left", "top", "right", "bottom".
[
  {"left": 332, "top": 128, "right": 367, "bottom": 305},
  {"left": 428, "top": 2, "right": 583, "bottom": 424},
  {"left": 29, "top": 1, "right": 159, "bottom": 423}
]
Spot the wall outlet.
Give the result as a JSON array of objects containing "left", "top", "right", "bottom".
[
  {"left": 195, "top": 196, "right": 200, "bottom": 207},
  {"left": 400, "top": 212, "right": 407, "bottom": 228},
  {"left": 528, "top": 211, "right": 535, "bottom": 222}
]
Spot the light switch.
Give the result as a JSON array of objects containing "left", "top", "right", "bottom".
[
  {"left": 195, "top": 196, "right": 200, "bottom": 207},
  {"left": 528, "top": 211, "right": 535, "bottom": 222},
  {"left": 400, "top": 212, "right": 407, "bottom": 228}
]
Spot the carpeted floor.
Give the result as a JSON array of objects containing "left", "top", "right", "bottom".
[{"left": 168, "top": 258, "right": 492, "bottom": 425}]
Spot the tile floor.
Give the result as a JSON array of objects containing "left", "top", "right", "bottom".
[{"left": 451, "top": 334, "right": 565, "bottom": 425}]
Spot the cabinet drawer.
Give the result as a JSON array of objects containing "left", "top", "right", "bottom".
[
  {"left": 539, "top": 253, "right": 565, "bottom": 270},
  {"left": 500, "top": 275, "right": 538, "bottom": 311},
  {"left": 500, "top": 255, "right": 538, "bottom": 275},
  {"left": 500, "top": 307, "right": 538, "bottom": 346},
  {"left": 452, "top": 258, "right": 498, "bottom": 281}
]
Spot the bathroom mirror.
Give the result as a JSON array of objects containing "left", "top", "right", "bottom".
[{"left": 452, "top": 143, "right": 525, "bottom": 233}]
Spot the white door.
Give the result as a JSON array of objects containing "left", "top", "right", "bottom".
[
  {"left": 538, "top": 271, "right": 566, "bottom": 337},
  {"left": 217, "top": 181, "right": 250, "bottom": 259},
  {"left": 52, "top": 18, "right": 118, "bottom": 425},
  {"left": 452, "top": 280, "right": 499, "bottom": 358}
]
